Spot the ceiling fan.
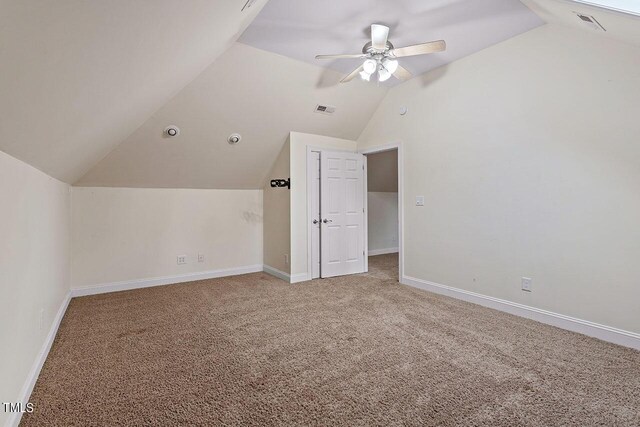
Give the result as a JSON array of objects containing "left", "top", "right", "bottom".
[{"left": 315, "top": 24, "right": 446, "bottom": 83}]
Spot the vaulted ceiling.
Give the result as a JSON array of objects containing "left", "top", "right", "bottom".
[
  {"left": 239, "top": 0, "right": 544, "bottom": 86},
  {"left": 0, "top": 0, "right": 267, "bottom": 183},
  {"left": 2, "top": 0, "right": 639, "bottom": 189},
  {"left": 523, "top": 0, "right": 640, "bottom": 45},
  {"left": 76, "top": 43, "right": 387, "bottom": 189}
]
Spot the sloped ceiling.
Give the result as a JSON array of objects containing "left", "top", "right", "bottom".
[
  {"left": 75, "top": 43, "right": 387, "bottom": 189},
  {"left": 4, "top": 0, "right": 640, "bottom": 190},
  {"left": 0, "top": 0, "right": 267, "bottom": 183},
  {"left": 571, "top": 0, "right": 640, "bottom": 16},
  {"left": 239, "top": 0, "right": 544, "bottom": 86},
  {"left": 523, "top": 0, "right": 640, "bottom": 45}
]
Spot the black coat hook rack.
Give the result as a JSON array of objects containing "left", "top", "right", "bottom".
[{"left": 270, "top": 178, "right": 290, "bottom": 190}]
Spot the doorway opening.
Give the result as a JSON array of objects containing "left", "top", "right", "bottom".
[{"left": 364, "top": 148, "right": 399, "bottom": 282}]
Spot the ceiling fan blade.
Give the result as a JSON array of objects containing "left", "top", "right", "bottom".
[
  {"left": 341, "top": 65, "right": 364, "bottom": 83},
  {"left": 389, "top": 40, "right": 446, "bottom": 58},
  {"left": 393, "top": 64, "right": 413, "bottom": 81},
  {"left": 371, "top": 24, "right": 390, "bottom": 50},
  {"left": 315, "top": 53, "right": 367, "bottom": 60}
]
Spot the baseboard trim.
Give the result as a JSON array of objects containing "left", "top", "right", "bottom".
[
  {"left": 402, "top": 275, "right": 640, "bottom": 350},
  {"left": 8, "top": 291, "right": 71, "bottom": 427},
  {"left": 263, "top": 266, "right": 310, "bottom": 284},
  {"left": 368, "top": 247, "right": 399, "bottom": 256},
  {"left": 70, "top": 265, "right": 264, "bottom": 297},
  {"left": 263, "top": 265, "right": 290, "bottom": 282}
]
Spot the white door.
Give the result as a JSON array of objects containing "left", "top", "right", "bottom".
[
  {"left": 311, "top": 151, "right": 321, "bottom": 279},
  {"left": 320, "top": 151, "right": 366, "bottom": 278}
]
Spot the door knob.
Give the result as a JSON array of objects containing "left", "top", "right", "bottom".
[
  {"left": 322, "top": 219, "right": 333, "bottom": 224},
  {"left": 312, "top": 219, "right": 319, "bottom": 224}
]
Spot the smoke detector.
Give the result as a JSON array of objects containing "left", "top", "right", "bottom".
[
  {"left": 315, "top": 104, "right": 336, "bottom": 115},
  {"left": 574, "top": 12, "right": 606, "bottom": 31},
  {"left": 228, "top": 133, "right": 242, "bottom": 145},
  {"left": 164, "top": 125, "right": 180, "bottom": 137}
]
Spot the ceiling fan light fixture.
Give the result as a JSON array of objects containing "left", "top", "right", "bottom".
[
  {"left": 363, "top": 59, "right": 377, "bottom": 74},
  {"left": 359, "top": 70, "right": 372, "bottom": 81},
  {"left": 378, "top": 66, "right": 391, "bottom": 82},
  {"left": 382, "top": 58, "right": 399, "bottom": 74},
  {"left": 316, "top": 23, "right": 445, "bottom": 84}
]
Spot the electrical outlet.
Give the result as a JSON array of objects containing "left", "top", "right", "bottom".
[
  {"left": 521, "top": 277, "right": 532, "bottom": 292},
  {"left": 416, "top": 196, "right": 425, "bottom": 207},
  {"left": 177, "top": 255, "right": 187, "bottom": 265},
  {"left": 284, "top": 254, "right": 289, "bottom": 265},
  {"left": 198, "top": 254, "right": 204, "bottom": 263}
]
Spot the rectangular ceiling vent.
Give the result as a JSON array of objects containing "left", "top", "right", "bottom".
[
  {"left": 315, "top": 104, "right": 336, "bottom": 115},
  {"left": 574, "top": 12, "right": 606, "bottom": 31}
]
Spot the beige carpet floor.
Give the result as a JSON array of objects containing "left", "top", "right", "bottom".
[{"left": 22, "top": 254, "right": 640, "bottom": 426}]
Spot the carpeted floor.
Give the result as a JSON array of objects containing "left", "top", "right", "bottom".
[{"left": 22, "top": 254, "right": 640, "bottom": 426}]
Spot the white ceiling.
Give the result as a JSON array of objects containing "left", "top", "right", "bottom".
[
  {"left": 3, "top": 0, "right": 640, "bottom": 190},
  {"left": 0, "top": 0, "right": 267, "bottom": 183},
  {"left": 523, "top": 0, "right": 640, "bottom": 45},
  {"left": 76, "top": 43, "right": 387, "bottom": 189},
  {"left": 238, "top": 0, "right": 544, "bottom": 86},
  {"left": 572, "top": 0, "right": 640, "bottom": 16}
]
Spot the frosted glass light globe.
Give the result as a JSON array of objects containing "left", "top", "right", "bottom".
[
  {"left": 363, "top": 59, "right": 377, "bottom": 74},
  {"left": 382, "top": 58, "right": 398, "bottom": 74},
  {"left": 378, "top": 67, "right": 391, "bottom": 82}
]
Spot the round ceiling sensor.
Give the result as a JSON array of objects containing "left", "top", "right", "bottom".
[
  {"left": 228, "top": 133, "right": 241, "bottom": 145},
  {"left": 164, "top": 125, "right": 180, "bottom": 137}
]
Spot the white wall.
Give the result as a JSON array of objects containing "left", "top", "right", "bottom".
[
  {"left": 289, "top": 132, "right": 357, "bottom": 278},
  {"left": 358, "top": 24, "right": 640, "bottom": 334},
  {"left": 71, "top": 187, "right": 263, "bottom": 289},
  {"left": 0, "top": 151, "right": 71, "bottom": 427},
  {"left": 368, "top": 192, "right": 399, "bottom": 254},
  {"left": 263, "top": 138, "right": 291, "bottom": 274}
]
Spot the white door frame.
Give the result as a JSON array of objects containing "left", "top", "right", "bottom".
[{"left": 359, "top": 142, "right": 404, "bottom": 281}]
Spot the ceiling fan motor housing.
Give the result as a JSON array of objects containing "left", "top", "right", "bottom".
[{"left": 362, "top": 40, "right": 394, "bottom": 55}]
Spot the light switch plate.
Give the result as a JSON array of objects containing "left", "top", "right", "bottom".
[{"left": 416, "top": 196, "right": 425, "bottom": 207}]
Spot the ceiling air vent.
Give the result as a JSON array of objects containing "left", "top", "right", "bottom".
[
  {"left": 574, "top": 12, "right": 606, "bottom": 31},
  {"left": 315, "top": 104, "right": 336, "bottom": 115}
]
